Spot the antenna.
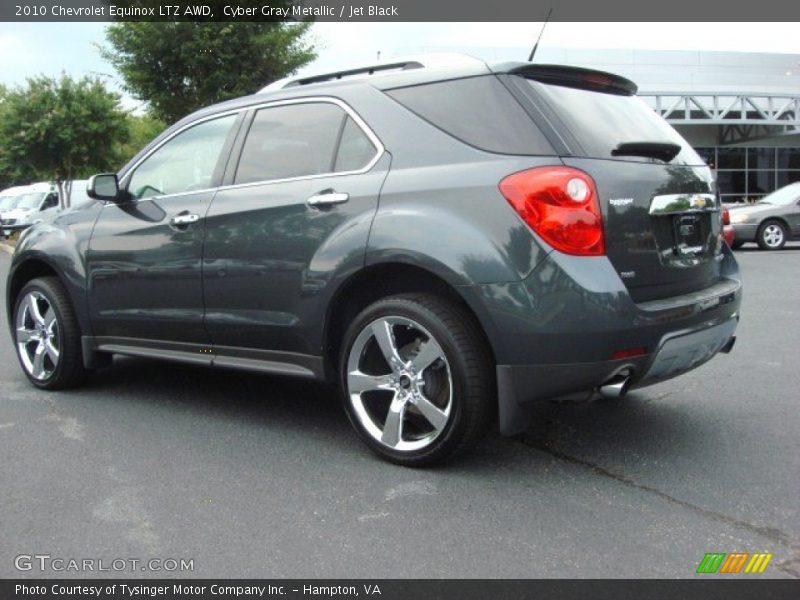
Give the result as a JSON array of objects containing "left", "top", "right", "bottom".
[{"left": 527, "top": 8, "right": 553, "bottom": 62}]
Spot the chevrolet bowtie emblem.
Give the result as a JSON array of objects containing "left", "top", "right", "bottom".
[{"left": 690, "top": 196, "right": 707, "bottom": 209}]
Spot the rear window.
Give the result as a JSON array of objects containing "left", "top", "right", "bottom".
[
  {"left": 524, "top": 78, "right": 704, "bottom": 165},
  {"left": 386, "top": 76, "right": 554, "bottom": 155}
]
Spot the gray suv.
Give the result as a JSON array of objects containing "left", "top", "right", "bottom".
[{"left": 6, "top": 56, "right": 741, "bottom": 465}]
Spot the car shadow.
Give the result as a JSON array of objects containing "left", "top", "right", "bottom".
[
  {"left": 70, "top": 355, "right": 729, "bottom": 477},
  {"left": 79, "top": 355, "right": 353, "bottom": 438}
]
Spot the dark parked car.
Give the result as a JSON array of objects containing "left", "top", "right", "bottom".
[
  {"left": 6, "top": 56, "right": 741, "bottom": 465},
  {"left": 728, "top": 182, "right": 800, "bottom": 250}
]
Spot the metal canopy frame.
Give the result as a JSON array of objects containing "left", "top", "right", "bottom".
[{"left": 640, "top": 93, "right": 800, "bottom": 144}]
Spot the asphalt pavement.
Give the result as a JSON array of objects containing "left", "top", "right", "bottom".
[{"left": 0, "top": 244, "right": 798, "bottom": 579}]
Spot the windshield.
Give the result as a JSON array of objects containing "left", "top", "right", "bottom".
[
  {"left": 0, "top": 196, "right": 18, "bottom": 210},
  {"left": 759, "top": 183, "right": 800, "bottom": 206},
  {"left": 13, "top": 192, "right": 47, "bottom": 210}
]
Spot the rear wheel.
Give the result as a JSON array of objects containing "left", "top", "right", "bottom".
[
  {"left": 14, "top": 277, "right": 87, "bottom": 390},
  {"left": 340, "top": 293, "right": 493, "bottom": 466},
  {"left": 757, "top": 220, "right": 787, "bottom": 250}
]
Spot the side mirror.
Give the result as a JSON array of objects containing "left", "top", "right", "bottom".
[{"left": 87, "top": 173, "right": 120, "bottom": 202}]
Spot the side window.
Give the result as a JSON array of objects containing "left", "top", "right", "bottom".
[
  {"left": 128, "top": 114, "right": 237, "bottom": 200},
  {"left": 334, "top": 117, "right": 378, "bottom": 172},
  {"left": 42, "top": 193, "right": 58, "bottom": 209},
  {"left": 235, "top": 103, "right": 361, "bottom": 185}
]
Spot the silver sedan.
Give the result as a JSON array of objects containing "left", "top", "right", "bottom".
[{"left": 728, "top": 182, "right": 800, "bottom": 250}]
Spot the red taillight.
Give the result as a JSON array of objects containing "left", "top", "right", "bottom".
[
  {"left": 721, "top": 207, "right": 730, "bottom": 226},
  {"left": 499, "top": 167, "right": 605, "bottom": 256}
]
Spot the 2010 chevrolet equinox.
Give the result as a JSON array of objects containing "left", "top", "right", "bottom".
[{"left": 6, "top": 56, "right": 741, "bottom": 465}]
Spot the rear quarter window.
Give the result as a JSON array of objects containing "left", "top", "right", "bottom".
[
  {"left": 386, "top": 76, "right": 554, "bottom": 156},
  {"left": 334, "top": 117, "right": 379, "bottom": 172}
]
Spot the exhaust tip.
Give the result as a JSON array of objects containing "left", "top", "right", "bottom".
[{"left": 598, "top": 369, "right": 633, "bottom": 399}]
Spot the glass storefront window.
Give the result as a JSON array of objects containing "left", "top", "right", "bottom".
[
  {"left": 777, "top": 170, "right": 800, "bottom": 187},
  {"left": 748, "top": 148, "right": 775, "bottom": 170},
  {"left": 777, "top": 148, "right": 800, "bottom": 170},
  {"left": 699, "top": 146, "right": 798, "bottom": 200},
  {"left": 716, "top": 170, "right": 746, "bottom": 195},
  {"left": 717, "top": 148, "right": 746, "bottom": 169},
  {"left": 747, "top": 171, "right": 777, "bottom": 195}
]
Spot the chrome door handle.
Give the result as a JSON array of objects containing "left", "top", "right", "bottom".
[
  {"left": 171, "top": 213, "right": 200, "bottom": 226},
  {"left": 306, "top": 191, "right": 349, "bottom": 208}
]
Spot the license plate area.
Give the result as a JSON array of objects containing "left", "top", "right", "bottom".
[{"left": 672, "top": 214, "right": 707, "bottom": 257}]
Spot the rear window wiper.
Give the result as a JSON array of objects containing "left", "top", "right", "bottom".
[{"left": 611, "top": 142, "right": 681, "bottom": 162}]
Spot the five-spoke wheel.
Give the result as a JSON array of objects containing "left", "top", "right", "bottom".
[
  {"left": 16, "top": 290, "right": 61, "bottom": 380},
  {"left": 346, "top": 315, "right": 453, "bottom": 452},
  {"left": 13, "top": 277, "right": 86, "bottom": 389},
  {"left": 340, "top": 294, "right": 492, "bottom": 466}
]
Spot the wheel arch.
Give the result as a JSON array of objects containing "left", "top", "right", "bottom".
[
  {"left": 322, "top": 261, "right": 499, "bottom": 381},
  {"left": 758, "top": 216, "right": 791, "bottom": 232},
  {"left": 7, "top": 257, "right": 60, "bottom": 323},
  {"left": 6, "top": 256, "right": 89, "bottom": 336}
]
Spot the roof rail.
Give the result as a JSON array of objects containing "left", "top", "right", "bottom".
[{"left": 259, "top": 53, "right": 486, "bottom": 93}]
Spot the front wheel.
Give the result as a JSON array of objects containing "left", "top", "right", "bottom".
[
  {"left": 340, "top": 294, "right": 493, "bottom": 466},
  {"left": 14, "top": 277, "right": 87, "bottom": 389},
  {"left": 757, "top": 220, "right": 787, "bottom": 250}
]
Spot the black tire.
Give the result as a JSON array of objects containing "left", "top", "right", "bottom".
[
  {"left": 339, "top": 293, "right": 493, "bottom": 466},
  {"left": 756, "top": 220, "right": 788, "bottom": 250},
  {"left": 730, "top": 241, "right": 744, "bottom": 250},
  {"left": 13, "top": 277, "right": 87, "bottom": 390}
]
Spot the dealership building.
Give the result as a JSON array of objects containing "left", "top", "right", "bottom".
[{"left": 407, "top": 47, "right": 800, "bottom": 203}]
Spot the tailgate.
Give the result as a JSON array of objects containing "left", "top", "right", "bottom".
[
  {"left": 563, "top": 157, "right": 723, "bottom": 302},
  {"left": 514, "top": 71, "right": 724, "bottom": 303}
]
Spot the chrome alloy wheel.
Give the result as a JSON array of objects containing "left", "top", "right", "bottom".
[
  {"left": 762, "top": 223, "right": 785, "bottom": 248},
  {"left": 346, "top": 316, "right": 453, "bottom": 452},
  {"left": 16, "top": 291, "right": 60, "bottom": 381}
]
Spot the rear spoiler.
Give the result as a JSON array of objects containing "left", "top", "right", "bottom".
[{"left": 502, "top": 64, "right": 638, "bottom": 97}]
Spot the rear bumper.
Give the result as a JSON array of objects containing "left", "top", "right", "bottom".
[
  {"left": 731, "top": 223, "right": 758, "bottom": 243},
  {"left": 496, "top": 314, "right": 739, "bottom": 435},
  {"left": 470, "top": 246, "right": 742, "bottom": 435}
]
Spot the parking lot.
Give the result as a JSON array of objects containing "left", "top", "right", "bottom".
[{"left": 0, "top": 245, "right": 798, "bottom": 579}]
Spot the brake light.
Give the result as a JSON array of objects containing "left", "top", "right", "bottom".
[
  {"left": 721, "top": 207, "right": 730, "bottom": 226},
  {"left": 499, "top": 167, "right": 605, "bottom": 256}
]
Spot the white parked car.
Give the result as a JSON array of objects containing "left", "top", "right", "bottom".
[
  {"left": 0, "top": 182, "right": 60, "bottom": 236},
  {"left": 0, "top": 185, "right": 33, "bottom": 238}
]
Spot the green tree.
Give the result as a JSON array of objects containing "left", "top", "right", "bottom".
[
  {"left": 0, "top": 75, "right": 129, "bottom": 207},
  {"left": 0, "top": 84, "right": 10, "bottom": 190},
  {"left": 116, "top": 113, "right": 166, "bottom": 165},
  {"left": 101, "top": 21, "right": 316, "bottom": 123}
]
